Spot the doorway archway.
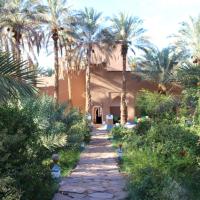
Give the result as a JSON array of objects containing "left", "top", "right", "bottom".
[{"left": 93, "top": 106, "right": 103, "bottom": 124}]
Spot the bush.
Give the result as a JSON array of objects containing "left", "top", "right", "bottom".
[
  {"left": 136, "top": 90, "right": 177, "bottom": 118},
  {"left": 0, "top": 104, "right": 55, "bottom": 200},
  {"left": 135, "top": 120, "right": 151, "bottom": 135},
  {"left": 111, "top": 126, "right": 133, "bottom": 139},
  {"left": 112, "top": 118, "right": 200, "bottom": 200},
  {"left": 115, "top": 64, "right": 200, "bottom": 199},
  {"left": 0, "top": 95, "right": 90, "bottom": 200}
]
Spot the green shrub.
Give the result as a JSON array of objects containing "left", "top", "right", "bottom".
[
  {"left": 117, "top": 66, "right": 200, "bottom": 200},
  {"left": 112, "top": 119, "right": 200, "bottom": 200},
  {"left": 0, "top": 104, "right": 55, "bottom": 200},
  {"left": 0, "top": 95, "right": 90, "bottom": 200},
  {"left": 111, "top": 126, "right": 132, "bottom": 139},
  {"left": 136, "top": 90, "right": 177, "bottom": 118},
  {"left": 135, "top": 120, "right": 151, "bottom": 135}
]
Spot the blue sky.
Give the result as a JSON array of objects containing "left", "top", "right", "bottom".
[{"left": 39, "top": 0, "right": 200, "bottom": 68}]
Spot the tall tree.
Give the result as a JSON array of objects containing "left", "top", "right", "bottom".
[
  {"left": 0, "top": 0, "right": 42, "bottom": 63},
  {"left": 111, "top": 13, "right": 149, "bottom": 124},
  {"left": 74, "top": 7, "right": 112, "bottom": 114},
  {"left": 41, "top": 0, "right": 70, "bottom": 104},
  {"left": 174, "top": 15, "right": 200, "bottom": 64},
  {"left": 135, "top": 46, "right": 186, "bottom": 93}
]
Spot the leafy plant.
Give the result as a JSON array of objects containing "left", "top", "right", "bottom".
[
  {"left": 112, "top": 89, "right": 200, "bottom": 200},
  {"left": 135, "top": 46, "right": 187, "bottom": 92},
  {"left": 135, "top": 89, "right": 176, "bottom": 118},
  {"left": 0, "top": 95, "right": 90, "bottom": 200},
  {"left": 0, "top": 51, "right": 38, "bottom": 102}
]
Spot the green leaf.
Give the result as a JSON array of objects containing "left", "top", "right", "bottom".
[{"left": 0, "top": 50, "right": 38, "bottom": 102}]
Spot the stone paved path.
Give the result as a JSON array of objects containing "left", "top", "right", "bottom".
[{"left": 53, "top": 129, "right": 128, "bottom": 200}]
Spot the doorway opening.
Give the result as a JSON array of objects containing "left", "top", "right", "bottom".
[
  {"left": 93, "top": 106, "right": 103, "bottom": 124},
  {"left": 110, "top": 95, "right": 121, "bottom": 123},
  {"left": 110, "top": 106, "right": 120, "bottom": 123}
]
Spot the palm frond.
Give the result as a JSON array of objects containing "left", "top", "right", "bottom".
[
  {"left": 111, "top": 12, "right": 150, "bottom": 54},
  {"left": 0, "top": 50, "right": 38, "bottom": 102},
  {"left": 173, "top": 15, "right": 200, "bottom": 60},
  {"left": 40, "top": 133, "right": 67, "bottom": 150},
  {"left": 135, "top": 46, "right": 186, "bottom": 84},
  {"left": 176, "top": 62, "right": 200, "bottom": 87},
  {"left": 0, "top": 1, "right": 45, "bottom": 63}
]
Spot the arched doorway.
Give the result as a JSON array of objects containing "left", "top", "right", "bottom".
[{"left": 93, "top": 106, "right": 103, "bottom": 124}]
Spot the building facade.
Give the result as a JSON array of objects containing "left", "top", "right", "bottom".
[{"left": 38, "top": 45, "right": 180, "bottom": 124}]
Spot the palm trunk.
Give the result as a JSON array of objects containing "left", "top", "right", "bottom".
[
  {"left": 13, "top": 30, "right": 21, "bottom": 61},
  {"left": 10, "top": 38, "right": 16, "bottom": 58},
  {"left": 16, "top": 40, "right": 21, "bottom": 61},
  {"left": 4, "top": 37, "right": 9, "bottom": 52},
  {"left": 121, "top": 44, "right": 128, "bottom": 124},
  {"left": 13, "top": 30, "right": 22, "bottom": 80},
  {"left": 53, "top": 32, "right": 59, "bottom": 104},
  {"left": 65, "top": 43, "right": 73, "bottom": 107},
  {"left": 85, "top": 47, "right": 92, "bottom": 114},
  {"left": 67, "top": 70, "right": 72, "bottom": 107}
]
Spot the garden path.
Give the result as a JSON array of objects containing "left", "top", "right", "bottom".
[{"left": 53, "top": 128, "right": 128, "bottom": 200}]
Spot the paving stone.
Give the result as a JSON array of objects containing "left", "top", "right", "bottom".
[
  {"left": 88, "top": 192, "right": 114, "bottom": 199},
  {"left": 114, "top": 191, "right": 129, "bottom": 199},
  {"left": 53, "top": 193, "right": 73, "bottom": 200},
  {"left": 59, "top": 185, "right": 86, "bottom": 194},
  {"left": 68, "top": 192, "right": 87, "bottom": 199},
  {"left": 88, "top": 186, "right": 107, "bottom": 192}
]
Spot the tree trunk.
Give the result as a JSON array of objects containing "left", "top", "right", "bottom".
[
  {"left": 85, "top": 46, "right": 92, "bottom": 114},
  {"left": 53, "top": 32, "right": 59, "bottom": 104},
  {"left": 65, "top": 43, "right": 73, "bottom": 108},
  {"left": 67, "top": 70, "right": 72, "bottom": 107},
  {"left": 16, "top": 40, "right": 21, "bottom": 61},
  {"left": 121, "top": 44, "right": 128, "bottom": 125},
  {"left": 13, "top": 30, "right": 22, "bottom": 80},
  {"left": 13, "top": 30, "right": 21, "bottom": 61},
  {"left": 4, "top": 37, "right": 9, "bottom": 52}
]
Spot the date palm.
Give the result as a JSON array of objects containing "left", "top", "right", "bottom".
[
  {"left": 0, "top": 0, "right": 43, "bottom": 64},
  {"left": 0, "top": 50, "right": 38, "bottom": 102},
  {"left": 135, "top": 46, "right": 186, "bottom": 93},
  {"left": 74, "top": 7, "right": 112, "bottom": 114},
  {"left": 39, "top": 0, "right": 71, "bottom": 104},
  {"left": 177, "top": 61, "right": 200, "bottom": 88},
  {"left": 174, "top": 15, "right": 200, "bottom": 64},
  {"left": 111, "top": 13, "right": 149, "bottom": 124}
]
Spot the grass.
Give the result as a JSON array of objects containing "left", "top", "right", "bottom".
[{"left": 59, "top": 149, "right": 81, "bottom": 176}]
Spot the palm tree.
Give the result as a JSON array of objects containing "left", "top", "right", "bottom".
[
  {"left": 74, "top": 7, "right": 112, "bottom": 114},
  {"left": 177, "top": 61, "right": 200, "bottom": 88},
  {"left": 0, "top": 0, "right": 42, "bottom": 63},
  {"left": 40, "top": 0, "right": 70, "bottom": 104},
  {"left": 111, "top": 13, "right": 149, "bottom": 124},
  {"left": 174, "top": 15, "right": 200, "bottom": 64},
  {"left": 135, "top": 46, "right": 186, "bottom": 93},
  {"left": 0, "top": 50, "right": 38, "bottom": 102}
]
